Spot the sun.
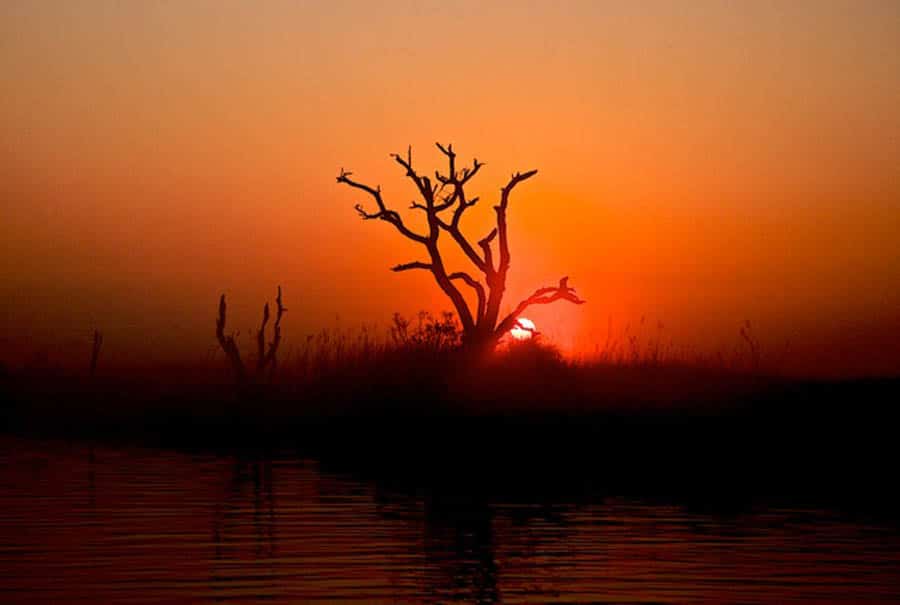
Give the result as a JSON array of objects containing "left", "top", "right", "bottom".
[{"left": 510, "top": 317, "right": 536, "bottom": 341}]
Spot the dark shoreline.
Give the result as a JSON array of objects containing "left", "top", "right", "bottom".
[{"left": 4, "top": 372, "right": 899, "bottom": 519}]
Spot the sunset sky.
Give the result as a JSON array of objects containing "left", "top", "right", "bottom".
[{"left": 2, "top": 1, "right": 899, "bottom": 375}]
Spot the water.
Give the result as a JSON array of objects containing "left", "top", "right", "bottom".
[{"left": 2, "top": 435, "right": 899, "bottom": 603}]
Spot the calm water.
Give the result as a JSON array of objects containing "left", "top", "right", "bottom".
[{"left": 2, "top": 435, "right": 900, "bottom": 604}]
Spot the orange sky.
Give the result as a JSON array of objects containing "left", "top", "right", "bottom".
[{"left": 2, "top": 1, "right": 899, "bottom": 375}]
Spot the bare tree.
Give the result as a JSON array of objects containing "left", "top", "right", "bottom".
[
  {"left": 215, "top": 286, "right": 286, "bottom": 385},
  {"left": 337, "top": 144, "right": 584, "bottom": 351}
]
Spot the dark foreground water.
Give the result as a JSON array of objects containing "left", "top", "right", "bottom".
[{"left": 2, "top": 435, "right": 900, "bottom": 604}]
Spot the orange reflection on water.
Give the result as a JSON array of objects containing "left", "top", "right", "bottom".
[{"left": 2, "top": 436, "right": 900, "bottom": 603}]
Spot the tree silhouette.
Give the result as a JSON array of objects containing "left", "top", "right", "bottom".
[
  {"left": 215, "top": 286, "right": 286, "bottom": 386},
  {"left": 337, "top": 143, "right": 584, "bottom": 351}
]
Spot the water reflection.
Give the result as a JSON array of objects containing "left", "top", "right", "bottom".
[{"left": 1, "top": 435, "right": 900, "bottom": 603}]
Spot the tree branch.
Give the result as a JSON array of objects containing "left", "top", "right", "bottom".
[
  {"left": 496, "top": 169, "right": 538, "bottom": 273},
  {"left": 495, "top": 277, "right": 585, "bottom": 335},
  {"left": 392, "top": 261, "right": 433, "bottom": 272},
  {"left": 261, "top": 286, "right": 286, "bottom": 372},
  {"left": 449, "top": 271, "right": 486, "bottom": 322},
  {"left": 351, "top": 146, "right": 475, "bottom": 330},
  {"left": 429, "top": 143, "right": 489, "bottom": 272},
  {"left": 391, "top": 146, "right": 434, "bottom": 204},
  {"left": 441, "top": 201, "right": 488, "bottom": 272},
  {"left": 478, "top": 228, "right": 498, "bottom": 274},
  {"left": 435, "top": 142, "right": 456, "bottom": 183},
  {"left": 215, "top": 294, "right": 247, "bottom": 385},
  {"left": 337, "top": 169, "right": 428, "bottom": 243}
]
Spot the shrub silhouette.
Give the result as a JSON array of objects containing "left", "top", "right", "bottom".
[{"left": 390, "top": 311, "right": 461, "bottom": 351}]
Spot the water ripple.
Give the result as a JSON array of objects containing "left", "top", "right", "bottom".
[{"left": 2, "top": 435, "right": 900, "bottom": 603}]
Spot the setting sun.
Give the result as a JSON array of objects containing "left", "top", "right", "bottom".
[{"left": 510, "top": 318, "right": 536, "bottom": 341}]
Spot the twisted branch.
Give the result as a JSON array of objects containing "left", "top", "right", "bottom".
[{"left": 496, "top": 277, "right": 585, "bottom": 335}]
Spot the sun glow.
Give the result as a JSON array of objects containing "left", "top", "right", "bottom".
[{"left": 510, "top": 318, "right": 536, "bottom": 341}]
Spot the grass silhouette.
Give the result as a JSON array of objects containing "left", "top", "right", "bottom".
[
  {"left": 3, "top": 310, "right": 899, "bottom": 513},
  {"left": 1, "top": 309, "right": 884, "bottom": 429}
]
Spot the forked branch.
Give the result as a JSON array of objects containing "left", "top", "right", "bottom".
[
  {"left": 391, "top": 146, "right": 437, "bottom": 205},
  {"left": 216, "top": 287, "right": 286, "bottom": 386},
  {"left": 337, "top": 169, "right": 428, "bottom": 243}
]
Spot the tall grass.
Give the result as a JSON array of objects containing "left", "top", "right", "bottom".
[
  {"left": 582, "top": 314, "right": 773, "bottom": 373},
  {"left": 1, "top": 309, "right": 788, "bottom": 432}
]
